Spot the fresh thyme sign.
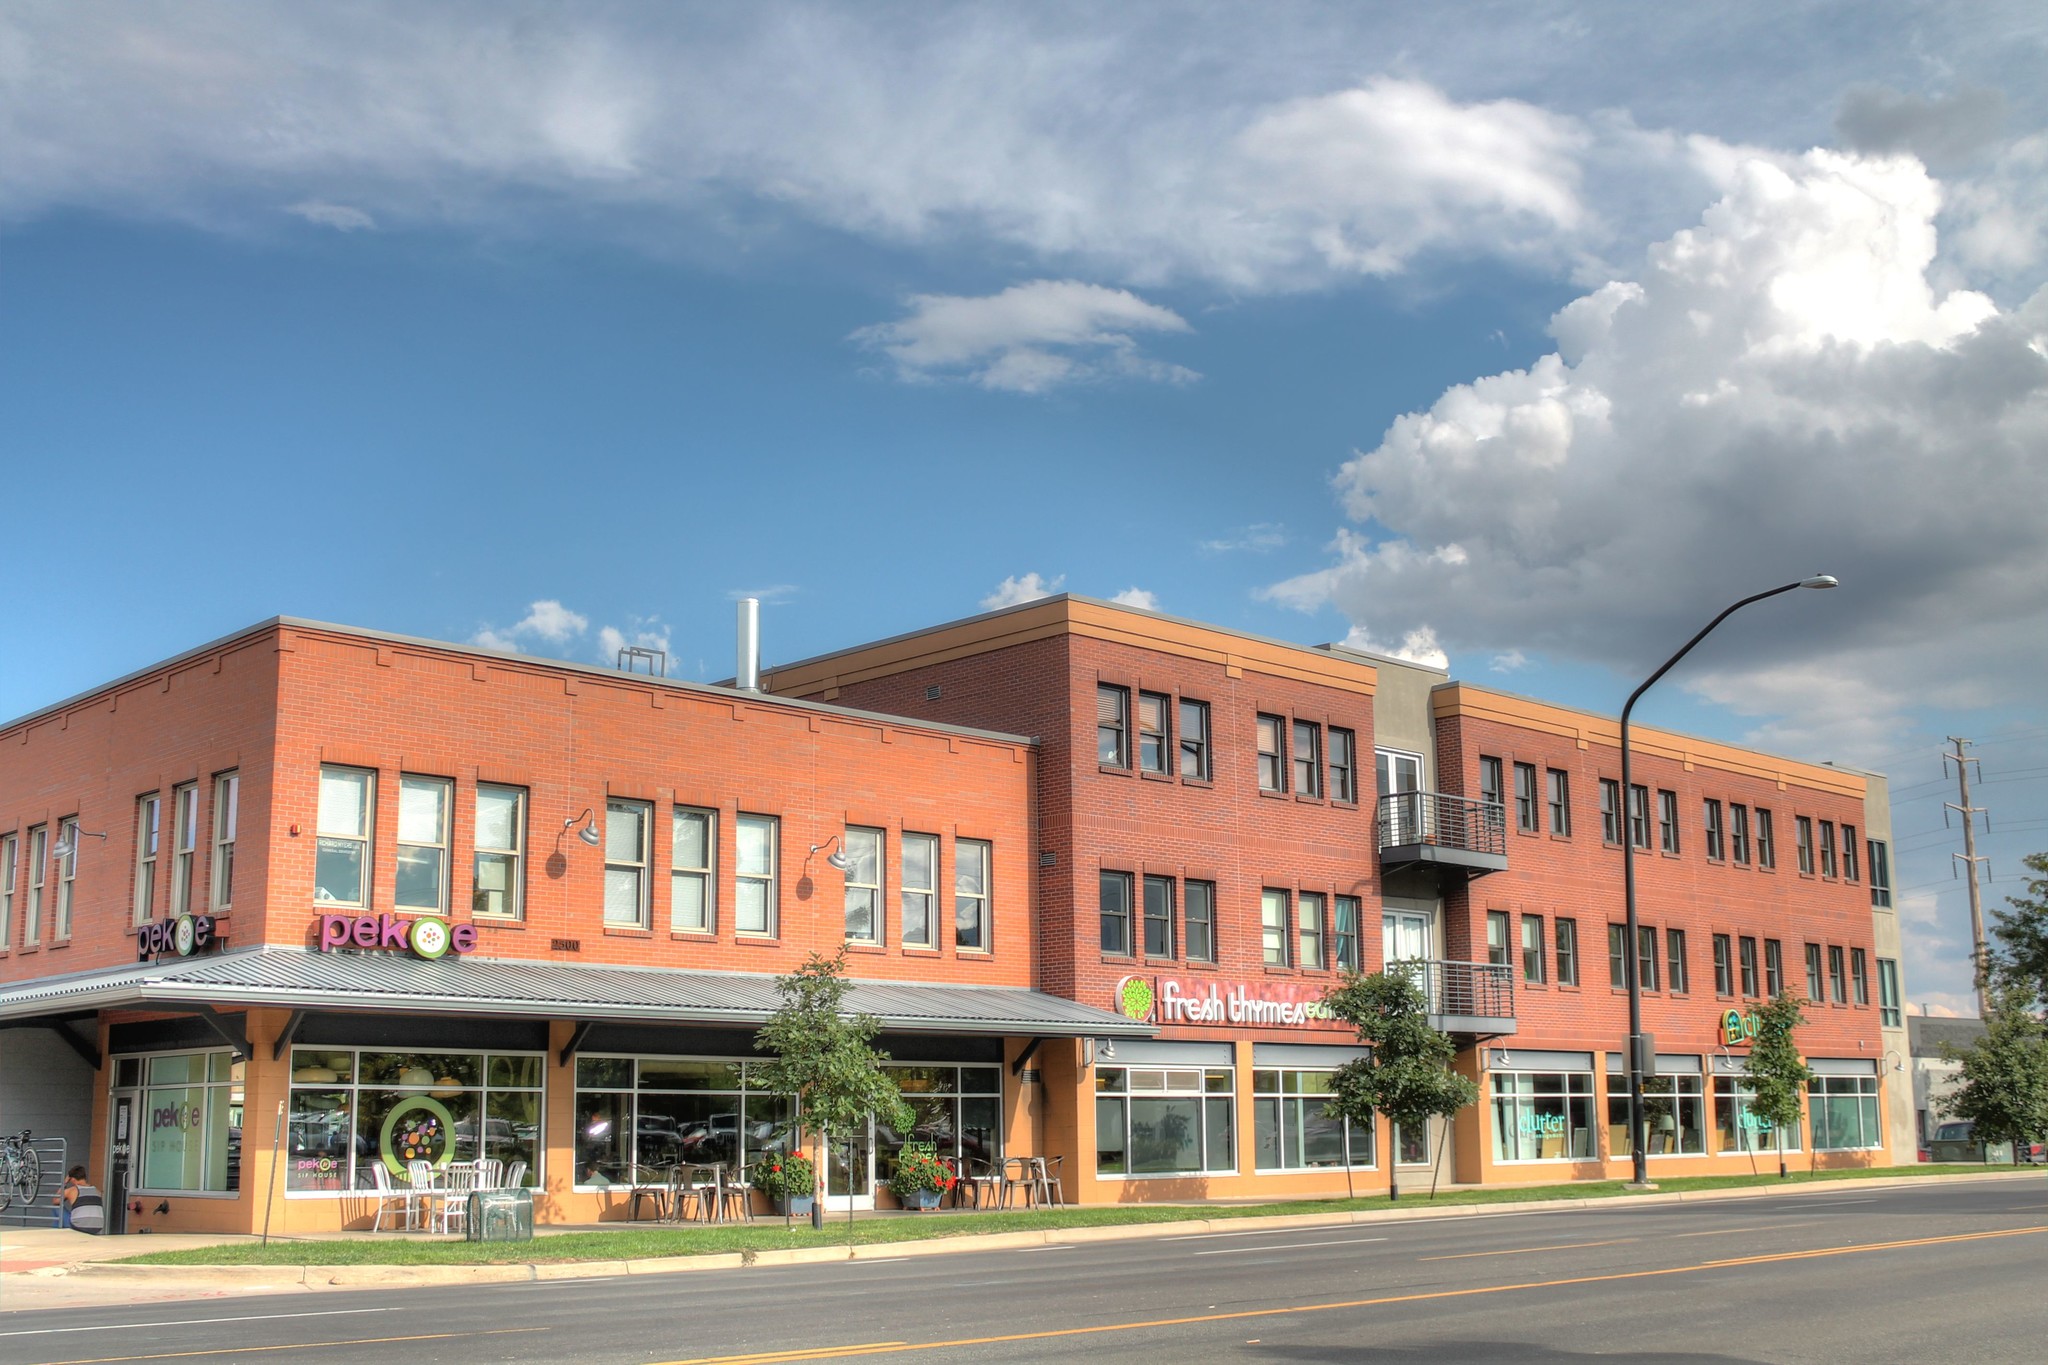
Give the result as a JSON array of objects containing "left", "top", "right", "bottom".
[{"left": 1116, "top": 975, "right": 1340, "bottom": 1029}]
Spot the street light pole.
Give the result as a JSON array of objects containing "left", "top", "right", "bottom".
[{"left": 1620, "top": 575, "right": 1837, "bottom": 1188}]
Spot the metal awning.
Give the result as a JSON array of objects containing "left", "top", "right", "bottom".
[{"left": 0, "top": 946, "right": 1155, "bottom": 1039}]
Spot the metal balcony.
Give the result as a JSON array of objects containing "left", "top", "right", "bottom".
[
  {"left": 1377, "top": 792, "right": 1508, "bottom": 877},
  {"left": 1395, "top": 958, "right": 1518, "bottom": 1036}
]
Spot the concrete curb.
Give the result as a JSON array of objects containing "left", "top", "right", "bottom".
[{"left": 65, "top": 1170, "right": 2044, "bottom": 1287}]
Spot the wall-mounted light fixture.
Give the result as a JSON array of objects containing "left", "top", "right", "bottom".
[
  {"left": 563, "top": 808, "right": 602, "bottom": 848},
  {"left": 809, "top": 835, "right": 853, "bottom": 871},
  {"left": 51, "top": 829, "right": 108, "bottom": 858}
]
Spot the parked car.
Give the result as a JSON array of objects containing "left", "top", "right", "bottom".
[{"left": 1923, "top": 1120, "right": 2043, "bottom": 1164}]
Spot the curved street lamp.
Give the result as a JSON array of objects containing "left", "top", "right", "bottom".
[{"left": 1621, "top": 575, "right": 1837, "bottom": 1187}]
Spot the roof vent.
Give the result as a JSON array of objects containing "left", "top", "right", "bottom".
[{"left": 925, "top": 685, "right": 943, "bottom": 701}]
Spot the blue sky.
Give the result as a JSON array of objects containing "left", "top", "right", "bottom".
[{"left": 3, "top": 2, "right": 2045, "bottom": 1015}]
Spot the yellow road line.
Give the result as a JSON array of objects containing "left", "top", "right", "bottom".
[
  {"left": 40, "top": 1327, "right": 544, "bottom": 1365},
  {"left": 652, "top": 1225, "right": 2048, "bottom": 1365},
  {"left": 1420, "top": 1237, "right": 1636, "bottom": 1261}
]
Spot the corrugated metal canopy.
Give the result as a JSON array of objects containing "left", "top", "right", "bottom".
[{"left": 0, "top": 947, "right": 1155, "bottom": 1037}]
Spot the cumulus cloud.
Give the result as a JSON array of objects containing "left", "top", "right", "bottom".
[
  {"left": 1266, "top": 149, "right": 2048, "bottom": 774},
  {"left": 981, "top": 573, "right": 1064, "bottom": 610},
  {"left": 1200, "top": 523, "right": 1288, "bottom": 553},
  {"left": 285, "top": 199, "right": 375, "bottom": 231},
  {"left": 852, "top": 281, "right": 1195, "bottom": 392},
  {"left": 1109, "top": 587, "right": 1159, "bottom": 611},
  {"left": 471, "top": 599, "right": 589, "bottom": 652},
  {"left": 599, "top": 618, "right": 672, "bottom": 672},
  {"left": 1489, "top": 649, "right": 1529, "bottom": 674}
]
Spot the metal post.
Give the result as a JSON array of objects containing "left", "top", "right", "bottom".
[{"left": 1619, "top": 577, "right": 1835, "bottom": 1189}]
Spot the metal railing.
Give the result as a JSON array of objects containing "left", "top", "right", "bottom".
[
  {"left": 1376, "top": 791, "right": 1507, "bottom": 857},
  {"left": 0, "top": 1134, "right": 68, "bottom": 1227},
  {"left": 1393, "top": 959, "right": 1516, "bottom": 1023}
]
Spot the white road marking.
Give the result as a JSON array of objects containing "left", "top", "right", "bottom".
[
  {"left": 1193, "top": 1237, "right": 1388, "bottom": 1256},
  {"left": 0, "top": 1307, "right": 391, "bottom": 1338}
]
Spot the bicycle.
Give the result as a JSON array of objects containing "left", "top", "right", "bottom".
[{"left": 0, "top": 1129, "right": 40, "bottom": 1213}]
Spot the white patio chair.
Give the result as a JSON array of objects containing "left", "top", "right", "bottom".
[{"left": 367, "top": 1163, "right": 415, "bottom": 1231}]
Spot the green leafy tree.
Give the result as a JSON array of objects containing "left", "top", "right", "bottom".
[
  {"left": 753, "top": 951, "right": 914, "bottom": 1225},
  {"left": 1987, "top": 851, "right": 2048, "bottom": 1009},
  {"left": 1322, "top": 970, "right": 1480, "bottom": 1201},
  {"left": 1745, "top": 992, "right": 1816, "bottom": 1179},
  {"left": 1939, "top": 984, "right": 2048, "bottom": 1161}
]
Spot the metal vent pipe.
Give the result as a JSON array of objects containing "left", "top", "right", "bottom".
[{"left": 735, "top": 598, "right": 760, "bottom": 691}]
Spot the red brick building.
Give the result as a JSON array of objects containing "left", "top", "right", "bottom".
[{"left": 0, "top": 599, "right": 1910, "bottom": 1233}]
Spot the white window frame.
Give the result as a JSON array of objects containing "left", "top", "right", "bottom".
[
  {"left": 1256, "top": 714, "right": 1285, "bottom": 793},
  {"left": 474, "top": 784, "right": 527, "bottom": 920},
  {"left": 1261, "top": 888, "right": 1289, "bottom": 966},
  {"left": 604, "top": 799, "right": 653, "bottom": 929},
  {"left": 1333, "top": 895, "right": 1360, "bottom": 972},
  {"left": 1137, "top": 692, "right": 1170, "bottom": 775},
  {"left": 315, "top": 766, "right": 374, "bottom": 908},
  {"left": 210, "top": 772, "right": 238, "bottom": 913},
  {"left": 843, "top": 825, "right": 884, "bottom": 944},
  {"left": 55, "top": 817, "right": 79, "bottom": 939},
  {"left": 901, "top": 831, "right": 937, "bottom": 948},
  {"left": 668, "top": 805, "right": 715, "bottom": 933},
  {"left": 954, "top": 838, "right": 991, "bottom": 952},
  {"left": 1297, "top": 891, "right": 1325, "bottom": 968},
  {"left": 394, "top": 775, "right": 453, "bottom": 915},
  {"left": 26, "top": 824, "right": 47, "bottom": 944},
  {"left": 170, "top": 783, "right": 199, "bottom": 917},
  {"left": 735, "top": 812, "right": 778, "bottom": 937},
  {"left": 0, "top": 832, "right": 15, "bottom": 950}
]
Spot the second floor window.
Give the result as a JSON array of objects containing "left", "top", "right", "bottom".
[
  {"left": 843, "top": 826, "right": 884, "bottom": 944},
  {"left": 1329, "top": 729, "right": 1357, "bottom": 804},
  {"left": 1100, "top": 870, "right": 1133, "bottom": 956},
  {"left": 211, "top": 773, "right": 239, "bottom": 912},
  {"left": 1730, "top": 803, "right": 1751, "bottom": 864},
  {"left": 315, "top": 767, "right": 373, "bottom": 907},
  {"left": 1547, "top": 770, "right": 1571, "bottom": 836},
  {"left": 1628, "top": 784, "right": 1650, "bottom": 850},
  {"left": 0, "top": 833, "right": 14, "bottom": 951},
  {"left": 1488, "top": 910, "right": 1511, "bottom": 968},
  {"left": 1262, "top": 889, "right": 1289, "bottom": 966},
  {"left": 1608, "top": 923, "right": 1628, "bottom": 988},
  {"left": 1703, "top": 798, "right": 1723, "bottom": 861},
  {"left": 901, "top": 833, "right": 938, "bottom": 948},
  {"left": 954, "top": 838, "right": 991, "bottom": 951},
  {"left": 669, "top": 807, "right": 716, "bottom": 932},
  {"left": 1299, "top": 892, "right": 1325, "bottom": 968},
  {"left": 1878, "top": 958, "right": 1902, "bottom": 1026},
  {"left": 134, "top": 794, "right": 160, "bottom": 925},
  {"left": 1294, "top": 721, "right": 1322, "bottom": 797},
  {"left": 1841, "top": 825, "right": 1859, "bottom": 881},
  {"left": 396, "top": 775, "right": 453, "bottom": 914},
  {"left": 171, "top": 783, "right": 199, "bottom": 916},
  {"left": 1257, "top": 715, "right": 1286, "bottom": 792},
  {"left": 1805, "top": 943, "right": 1824, "bottom": 1001},
  {"left": 1740, "top": 936, "right": 1759, "bottom": 997},
  {"left": 1186, "top": 880, "right": 1216, "bottom": 963},
  {"left": 1097, "top": 685, "right": 1129, "bottom": 767},
  {"left": 1179, "top": 699, "right": 1211, "bottom": 780},
  {"left": 736, "top": 813, "right": 778, "bottom": 936},
  {"left": 1765, "top": 939, "right": 1785, "bottom": 997},
  {"left": 1333, "top": 895, "right": 1359, "bottom": 971},
  {"left": 474, "top": 785, "right": 527, "bottom": 920},
  {"left": 1637, "top": 926, "right": 1660, "bottom": 992},
  {"left": 1480, "top": 756, "right": 1504, "bottom": 810},
  {"left": 1850, "top": 947, "right": 1869, "bottom": 1005},
  {"left": 1555, "top": 918, "right": 1580, "bottom": 986},
  {"left": 1757, "top": 809, "right": 1777, "bottom": 869},
  {"left": 1868, "top": 839, "right": 1891, "bottom": 907},
  {"left": 1138, "top": 692, "right": 1171, "bottom": 774},
  {"left": 56, "top": 817, "right": 78, "bottom": 939},
  {"left": 1796, "top": 817, "right": 1815, "bottom": 874},
  {"left": 1819, "top": 820, "right": 1837, "bottom": 877},
  {"left": 1828, "top": 945, "right": 1847, "bottom": 1003},
  {"left": 1667, "top": 928, "right": 1688, "bottom": 994},
  {"left": 1713, "top": 934, "right": 1733, "bottom": 995},
  {"left": 605, "top": 799, "right": 652, "bottom": 929},
  {"left": 1514, "top": 763, "right": 1538, "bottom": 832},
  {"left": 1521, "top": 914, "right": 1545, "bottom": 984},
  {"left": 1600, "top": 779, "right": 1621, "bottom": 843},
  {"left": 25, "top": 826, "right": 46, "bottom": 943},
  {"left": 1661, "top": 790, "right": 1681, "bottom": 854},
  {"left": 1144, "top": 874, "right": 1175, "bottom": 958}
]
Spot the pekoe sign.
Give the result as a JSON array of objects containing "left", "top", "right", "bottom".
[
  {"left": 317, "top": 912, "right": 478, "bottom": 959},
  {"left": 1116, "top": 975, "right": 1341, "bottom": 1029},
  {"left": 137, "top": 913, "right": 217, "bottom": 961}
]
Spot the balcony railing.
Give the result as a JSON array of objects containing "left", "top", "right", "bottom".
[
  {"left": 1376, "top": 792, "right": 1508, "bottom": 875},
  {"left": 1393, "top": 958, "right": 1517, "bottom": 1034}
]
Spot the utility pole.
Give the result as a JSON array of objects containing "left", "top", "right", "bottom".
[{"left": 1944, "top": 737, "right": 1990, "bottom": 1017}]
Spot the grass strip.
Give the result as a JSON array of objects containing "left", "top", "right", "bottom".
[{"left": 115, "top": 1164, "right": 2010, "bottom": 1267}]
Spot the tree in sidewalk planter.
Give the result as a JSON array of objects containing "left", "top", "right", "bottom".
[
  {"left": 1938, "top": 983, "right": 2048, "bottom": 1163},
  {"left": 1744, "top": 992, "right": 1816, "bottom": 1180},
  {"left": 752, "top": 950, "right": 915, "bottom": 1230},
  {"left": 1987, "top": 851, "right": 2048, "bottom": 1011},
  {"left": 1322, "top": 970, "right": 1480, "bottom": 1201}
]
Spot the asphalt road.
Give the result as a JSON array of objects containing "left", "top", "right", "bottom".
[{"left": 3, "top": 1178, "right": 2044, "bottom": 1365}]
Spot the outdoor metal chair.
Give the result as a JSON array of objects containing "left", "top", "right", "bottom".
[
  {"left": 366, "top": 1162, "right": 416, "bottom": 1231},
  {"left": 955, "top": 1158, "right": 1002, "bottom": 1209},
  {"left": 1037, "top": 1154, "right": 1065, "bottom": 1206},
  {"left": 1000, "top": 1155, "right": 1045, "bottom": 1208}
]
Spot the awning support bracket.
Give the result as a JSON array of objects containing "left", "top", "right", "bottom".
[
  {"left": 186, "top": 1004, "right": 250, "bottom": 1061},
  {"left": 272, "top": 1009, "right": 308, "bottom": 1061},
  {"left": 0, "top": 1020, "right": 103, "bottom": 1071},
  {"left": 1010, "top": 1037, "right": 1043, "bottom": 1076},
  {"left": 559, "top": 1020, "right": 594, "bottom": 1068}
]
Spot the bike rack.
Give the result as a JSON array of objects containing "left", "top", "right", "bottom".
[{"left": 0, "top": 1136, "right": 69, "bottom": 1227}]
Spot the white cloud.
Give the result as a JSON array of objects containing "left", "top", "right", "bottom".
[
  {"left": 1489, "top": 649, "right": 1529, "bottom": 674},
  {"left": 1200, "top": 523, "right": 1287, "bottom": 553},
  {"left": 1266, "top": 149, "right": 2048, "bottom": 777},
  {"left": 598, "top": 618, "right": 672, "bottom": 671},
  {"left": 1109, "top": 587, "right": 1159, "bottom": 611},
  {"left": 852, "top": 281, "right": 1195, "bottom": 393},
  {"left": 981, "top": 573, "right": 1064, "bottom": 610},
  {"left": 285, "top": 199, "right": 375, "bottom": 231},
  {"left": 470, "top": 598, "right": 589, "bottom": 653}
]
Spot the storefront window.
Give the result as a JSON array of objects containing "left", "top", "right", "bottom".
[
  {"left": 1603, "top": 1065, "right": 1706, "bottom": 1156},
  {"left": 286, "top": 1048, "right": 543, "bottom": 1193},
  {"left": 1095, "top": 1066, "right": 1234, "bottom": 1175},
  {"left": 1713, "top": 1071, "right": 1805, "bottom": 1154},
  {"left": 573, "top": 1056, "right": 798, "bottom": 1187},
  {"left": 1491, "top": 1069, "right": 1596, "bottom": 1161},
  {"left": 1252, "top": 1069, "right": 1372, "bottom": 1170},
  {"left": 135, "top": 1050, "right": 243, "bottom": 1193},
  {"left": 1808, "top": 1074, "right": 1881, "bottom": 1150},
  {"left": 877, "top": 1064, "right": 1003, "bottom": 1186}
]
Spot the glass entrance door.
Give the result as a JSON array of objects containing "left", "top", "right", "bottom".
[
  {"left": 1377, "top": 750, "right": 1422, "bottom": 843},
  {"left": 823, "top": 1125, "right": 874, "bottom": 1211},
  {"left": 1383, "top": 910, "right": 1430, "bottom": 966}
]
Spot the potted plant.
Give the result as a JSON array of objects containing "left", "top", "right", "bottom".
[
  {"left": 749, "top": 1151, "right": 816, "bottom": 1216},
  {"left": 886, "top": 1143, "right": 955, "bottom": 1211}
]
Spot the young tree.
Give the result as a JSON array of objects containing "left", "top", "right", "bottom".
[
  {"left": 1322, "top": 970, "right": 1480, "bottom": 1201},
  {"left": 753, "top": 950, "right": 915, "bottom": 1228},
  {"left": 1987, "top": 851, "right": 2048, "bottom": 1010},
  {"left": 1745, "top": 992, "right": 1816, "bottom": 1179},
  {"left": 1939, "top": 984, "right": 2048, "bottom": 1162}
]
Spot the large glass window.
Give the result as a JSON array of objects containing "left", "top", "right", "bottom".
[
  {"left": 1096, "top": 1066, "right": 1234, "bottom": 1176},
  {"left": 901, "top": 832, "right": 937, "bottom": 948},
  {"left": 1143, "top": 875, "right": 1175, "bottom": 958},
  {"left": 606, "top": 799, "right": 652, "bottom": 929},
  {"left": 843, "top": 826, "right": 884, "bottom": 944},
  {"left": 1606, "top": 1071, "right": 1706, "bottom": 1157},
  {"left": 1178, "top": 700, "right": 1210, "bottom": 780},
  {"left": 210, "top": 773, "right": 239, "bottom": 912},
  {"left": 736, "top": 813, "right": 778, "bottom": 936},
  {"left": 1261, "top": 890, "right": 1289, "bottom": 966},
  {"left": 1714, "top": 1071, "right": 1803, "bottom": 1154},
  {"left": 573, "top": 1056, "right": 800, "bottom": 1189},
  {"left": 474, "top": 785, "right": 526, "bottom": 920},
  {"left": 315, "top": 767, "right": 373, "bottom": 906},
  {"left": 1185, "top": 880, "right": 1216, "bottom": 963},
  {"left": 137, "top": 1051, "right": 244, "bottom": 1193},
  {"left": 1809, "top": 1074, "right": 1880, "bottom": 1150},
  {"left": 954, "top": 838, "right": 990, "bottom": 950},
  {"left": 1254, "top": 1069, "right": 1373, "bottom": 1170},
  {"left": 879, "top": 1064, "right": 1003, "bottom": 1188},
  {"left": 1137, "top": 692, "right": 1170, "bottom": 775},
  {"left": 289, "top": 1048, "right": 543, "bottom": 1194},
  {"left": 396, "top": 775, "right": 452, "bottom": 914},
  {"left": 1100, "top": 870, "right": 1133, "bottom": 957},
  {"left": 1097, "top": 685, "right": 1130, "bottom": 768},
  {"left": 1491, "top": 1069, "right": 1596, "bottom": 1161}
]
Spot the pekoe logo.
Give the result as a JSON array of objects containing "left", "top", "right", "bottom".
[
  {"left": 316, "top": 912, "right": 478, "bottom": 959},
  {"left": 137, "top": 913, "right": 216, "bottom": 961}
]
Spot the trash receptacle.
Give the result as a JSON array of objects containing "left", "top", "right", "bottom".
[{"left": 467, "top": 1187, "right": 534, "bottom": 1242}]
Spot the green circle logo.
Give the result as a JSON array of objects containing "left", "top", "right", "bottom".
[
  {"left": 409, "top": 918, "right": 452, "bottom": 959},
  {"left": 1117, "top": 976, "right": 1155, "bottom": 1022},
  {"left": 380, "top": 1095, "right": 456, "bottom": 1175}
]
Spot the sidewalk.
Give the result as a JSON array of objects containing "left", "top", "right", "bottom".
[{"left": 4, "top": 1170, "right": 2040, "bottom": 1314}]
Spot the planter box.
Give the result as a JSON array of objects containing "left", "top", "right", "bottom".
[
  {"left": 900, "top": 1188, "right": 943, "bottom": 1211},
  {"left": 776, "top": 1195, "right": 815, "bottom": 1217}
]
